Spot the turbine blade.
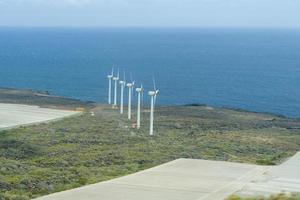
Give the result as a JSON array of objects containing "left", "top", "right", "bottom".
[
  {"left": 153, "top": 77, "right": 156, "bottom": 91},
  {"left": 123, "top": 70, "right": 126, "bottom": 81},
  {"left": 154, "top": 89, "right": 159, "bottom": 107}
]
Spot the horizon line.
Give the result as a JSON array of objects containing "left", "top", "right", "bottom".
[{"left": 1, "top": 25, "right": 300, "bottom": 30}]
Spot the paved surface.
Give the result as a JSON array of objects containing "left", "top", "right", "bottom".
[
  {"left": 35, "top": 159, "right": 267, "bottom": 200},
  {"left": 237, "top": 152, "right": 300, "bottom": 197},
  {"left": 0, "top": 103, "right": 80, "bottom": 129}
]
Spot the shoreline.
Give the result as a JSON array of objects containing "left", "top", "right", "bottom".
[{"left": 1, "top": 87, "right": 299, "bottom": 120}]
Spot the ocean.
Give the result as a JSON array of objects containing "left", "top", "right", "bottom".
[{"left": 0, "top": 27, "right": 299, "bottom": 118}]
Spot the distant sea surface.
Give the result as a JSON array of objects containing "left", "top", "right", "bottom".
[{"left": 0, "top": 27, "right": 299, "bottom": 118}]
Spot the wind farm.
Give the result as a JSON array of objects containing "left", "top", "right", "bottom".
[{"left": 107, "top": 68, "right": 160, "bottom": 135}]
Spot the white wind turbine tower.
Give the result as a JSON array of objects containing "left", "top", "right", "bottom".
[
  {"left": 112, "top": 69, "right": 119, "bottom": 108},
  {"left": 148, "top": 79, "right": 159, "bottom": 136},
  {"left": 107, "top": 68, "right": 114, "bottom": 104},
  {"left": 135, "top": 84, "right": 143, "bottom": 129},
  {"left": 126, "top": 77, "right": 135, "bottom": 120},
  {"left": 119, "top": 71, "right": 126, "bottom": 114}
]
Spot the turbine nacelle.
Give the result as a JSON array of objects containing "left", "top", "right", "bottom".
[
  {"left": 113, "top": 68, "right": 119, "bottom": 81},
  {"left": 113, "top": 77, "right": 119, "bottom": 81},
  {"left": 127, "top": 83, "right": 134, "bottom": 88},
  {"left": 108, "top": 67, "right": 114, "bottom": 79},
  {"left": 119, "top": 80, "right": 126, "bottom": 85},
  {"left": 136, "top": 88, "right": 143, "bottom": 93},
  {"left": 148, "top": 91, "right": 156, "bottom": 96},
  {"left": 136, "top": 84, "right": 143, "bottom": 93},
  {"left": 148, "top": 90, "right": 159, "bottom": 96}
]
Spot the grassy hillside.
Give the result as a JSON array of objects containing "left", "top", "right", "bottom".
[{"left": 0, "top": 102, "right": 300, "bottom": 199}]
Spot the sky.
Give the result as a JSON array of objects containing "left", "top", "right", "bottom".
[{"left": 0, "top": 0, "right": 299, "bottom": 28}]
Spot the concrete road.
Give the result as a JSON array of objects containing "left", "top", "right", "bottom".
[
  {"left": 0, "top": 103, "right": 80, "bottom": 129},
  {"left": 237, "top": 152, "right": 300, "bottom": 197},
  {"left": 35, "top": 159, "right": 268, "bottom": 200}
]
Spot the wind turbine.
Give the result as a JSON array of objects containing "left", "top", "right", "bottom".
[
  {"left": 126, "top": 76, "right": 135, "bottom": 120},
  {"left": 135, "top": 84, "right": 143, "bottom": 129},
  {"left": 112, "top": 69, "right": 119, "bottom": 108},
  {"left": 107, "top": 68, "right": 114, "bottom": 104},
  {"left": 119, "top": 71, "right": 126, "bottom": 114},
  {"left": 148, "top": 79, "right": 159, "bottom": 136}
]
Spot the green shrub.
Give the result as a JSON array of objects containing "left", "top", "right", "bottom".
[{"left": 226, "top": 193, "right": 300, "bottom": 200}]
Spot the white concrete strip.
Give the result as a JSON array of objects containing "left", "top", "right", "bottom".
[
  {"left": 35, "top": 159, "right": 268, "bottom": 200},
  {"left": 0, "top": 103, "right": 81, "bottom": 129},
  {"left": 197, "top": 166, "right": 268, "bottom": 200},
  {"left": 237, "top": 152, "right": 300, "bottom": 197}
]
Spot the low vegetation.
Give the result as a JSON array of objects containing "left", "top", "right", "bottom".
[
  {"left": 0, "top": 103, "right": 300, "bottom": 199},
  {"left": 227, "top": 193, "right": 300, "bottom": 200}
]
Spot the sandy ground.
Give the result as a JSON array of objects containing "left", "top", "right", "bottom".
[
  {"left": 35, "top": 152, "right": 300, "bottom": 200},
  {"left": 0, "top": 103, "right": 80, "bottom": 129}
]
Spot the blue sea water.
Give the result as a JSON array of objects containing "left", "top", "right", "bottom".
[{"left": 0, "top": 27, "right": 299, "bottom": 118}]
